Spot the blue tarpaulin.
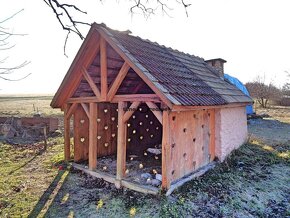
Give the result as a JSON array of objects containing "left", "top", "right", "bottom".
[{"left": 224, "top": 74, "right": 254, "bottom": 115}]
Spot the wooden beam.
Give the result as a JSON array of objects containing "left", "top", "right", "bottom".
[
  {"left": 123, "top": 101, "right": 141, "bottom": 123},
  {"left": 89, "top": 102, "right": 98, "bottom": 170},
  {"left": 66, "top": 103, "right": 78, "bottom": 119},
  {"left": 112, "top": 94, "right": 160, "bottom": 103},
  {"left": 64, "top": 104, "right": 71, "bottom": 161},
  {"left": 116, "top": 102, "right": 127, "bottom": 182},
  {"left": 107, "top": 62, "right": 130, "bottom": 101},
  {"left": 172, "top": 103, "right": 249, "bottom": 112},
  {"left": 121, "top": 180, "right": 159, "bottom": 195},
  {"left": 52, "top": 30, "right": 100, "bottom": 108},
  {"left": 209, "top": 109, "right": 216, "bottom": 161},
  {"left": 67, "top": 96, "right": 100, "bottom": 104},
  {"left": 95, "top": 25, "right": 174, "bottom": 108},
  {"left": 145, "top": 101, "right": 163, "bottom": 125},
  {"left": 82, "top": 68, "right": 101, "bottom": 99},
  {"left": 100, "top": 37, "right": 108, "bottom": 101},
  {"left": 161, "top": 110, "right": 171, "bottom": 189},
  {"left": 166, "top": 162, "right": 216, "bottom": 196},
  {"left": 72, "top": 163, "right": 115, "bottom": 183},
  {"left": 81, "top": 103, "right": 90, "bottom": 118}
]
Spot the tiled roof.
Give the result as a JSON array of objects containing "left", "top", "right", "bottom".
[{"left": 97, "top": 24, "right": 252, "bottom": 106}]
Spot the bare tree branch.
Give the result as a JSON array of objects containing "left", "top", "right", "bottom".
[
  {"left": 0, "top": 10, "right": 30, "bottom": 81},
  {"left": 44, "top": 0, "right": 192, "bottom": 56}
]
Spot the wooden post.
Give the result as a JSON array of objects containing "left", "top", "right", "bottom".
[
  {"left": 43, "top": 126, "right": 47, "bottom": 151},
  {"left": 100, "top": 37, "right": 107, "bottom": 101},
  {"left": 209, "top": 109, "right": 216, "bottom": 161},
  {"left": 162, "top": 110, "right": 171, "bottom": 189},
  {"left": 89, "top": 102, "right": 98, "bottom": 170},
  {"left": 64, "top": 105, "right": 71, "bottom": 161},
  {"left": 116, "top": 101, "right": 127, "bottom": 186}
]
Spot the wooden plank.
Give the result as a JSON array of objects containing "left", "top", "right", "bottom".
[
  {"left": 67, "top": 96, "right": 100, "bottom": 104},
  {"left": 121, "top": 180, "right": 159, "bottom": 195},
  {"left": 209, "top": 109, "right": 216, "bottom": 161},
  {"left": 94, "top": 25, "right": 173, "bottom": 109},
  {"left": 145, "top": 102, "right": 163, "bottom": 125},
  {"left": 132, "top": 82, "right": 144, "bottom": 93},
  {"left": 172, "top": 103, "right": 249, "bottom": 112},
  {"left": 66, "top": 103, "right": 78, "bottom": 119},
  {"left": 73, "top": 105, "right": 89, "bottom": 161},
  {"left": 81, "top": 103, "right": 90, "bottom": 118},
  {"left": 89, "top": 103, "right": 98, "bottom": 170},
  {"left": 166, "top": 162, "right": 216, "bottom": 196},
  {"left": 64, "top": 105, "right": 71, "bottom": 161},
  {"left": 116, "top": 101, "right": 127, "bottom": 181},
  {"left": 161, "top": 110, "right": 171, "bottom": 189},
  {"left": 122, "top": 101, "right": 141, "bottom": 123},
  {"left": 72, "top": 163, "right": 115, "bottom": 183},
  {"left": 107, "top": 62, "right": 130, "bottom": 100},
  {"left": 112, "top": 94, "right": 160, "bottom": 103},
  {"left": 82, "top": 68, "right": 101, "bottom": 99},
  {"left": 100, "top": 37, "right": 108, "bottom": 101}
]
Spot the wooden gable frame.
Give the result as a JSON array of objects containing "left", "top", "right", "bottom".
[{"left": 51, "top": 24, "right": 173, "bottom": 109}]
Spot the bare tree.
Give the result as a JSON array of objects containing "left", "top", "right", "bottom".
[
  {"left": 0, "top": 10, "right": 30, "bottom": 81},
  {"left": 42, "top": 0, "right": 192, "bottom": 56},
  {"left": 245, "top": 76, "right": 281, "bottom": 108},
  {"left": 282, "top": 71, "right": 290, "bottom": 96}
]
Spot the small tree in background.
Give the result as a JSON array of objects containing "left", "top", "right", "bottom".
[
  {"left": 245, "top": 76, "right": 281, "bottom": 108},
  {"left": 282, "top": 71, "right": 290, "bottom": 96}
]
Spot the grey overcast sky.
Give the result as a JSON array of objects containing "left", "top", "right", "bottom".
[{"left": 0, "top": 0, "right": 289, "bottom": 94}]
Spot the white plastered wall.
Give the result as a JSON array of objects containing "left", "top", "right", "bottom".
[{"left": 215, "top": 106, "right": 248, "bottom": 161}]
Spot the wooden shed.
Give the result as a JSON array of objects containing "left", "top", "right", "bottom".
[{"left": 51, "top": 23, "right": 252, "bottom": 194}]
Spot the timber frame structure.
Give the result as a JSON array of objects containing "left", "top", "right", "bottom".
[{"left": 51, "top": 23, "right": 252, "bottom": 194}]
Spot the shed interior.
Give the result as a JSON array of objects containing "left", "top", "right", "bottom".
[{"left": 72, "top": 102, "right": 163, "bottom": 188}]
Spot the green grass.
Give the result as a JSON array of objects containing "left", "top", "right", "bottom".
[{"left": 0, "top": 138, "right": 66, "bottom": 217}]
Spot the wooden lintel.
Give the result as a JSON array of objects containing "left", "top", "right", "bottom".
[
  {"left": 67, "top": 97, "right": 100, "bottom": 104},
  {"left": 100, "top": 37, "right": 108, "bottom": 101},
  {"left": 172, "top": 103, "right": 249, "bottom": 112},
  {"left": 81, "top": 103, "right": 90, "bottom": 118},
  {"left": 145, "top": 101, "right": 163, "bottom": 125},
  {"left": 89, "top": 102, "right": 98, "bottom": 170},
  {"left": 82, "top": 68, "right": 101, "bottom": 99},
  {"left": 116, "top": 101, "right": 127, "bottom": 180},
  {"left": 123, "top": 101, "right": 141, "bottom": 123},
  {"left": 66, "top": 103, "right": 78, "bottom": 119},
  {"left": 107, "top": 62, "right": 130, "bottom": 101},
  {"left": 112, "top": 94, "right": 160, "bottom": 103},
  {"left": 64, "top": 104, "right": 71, "bottom": 161}
]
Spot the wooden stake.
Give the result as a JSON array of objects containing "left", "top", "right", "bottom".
[
  {"left": 116, "top": 101, "right": 127, "bottom": 181},
  {"left": 64, "top": 104, "right": 71, "bottom": 161},
  {"left": 89, "top": 102, "right": 98, "bottom": 170}
]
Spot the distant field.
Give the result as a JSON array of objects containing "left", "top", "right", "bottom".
[{"left": 0, "top": 95, "right": 62, "bottom": 117}]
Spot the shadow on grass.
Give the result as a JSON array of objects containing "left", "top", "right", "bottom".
[
  {"left": 28, "top": 169, "right": 68, "bottom": 218},
  {"left": 8, "top": 149, "right": 47, "bottom": 175}
]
